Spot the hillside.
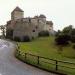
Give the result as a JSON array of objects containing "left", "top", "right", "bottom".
[{"left": 18, "top": 36, "right": 75, "bottom": 75}]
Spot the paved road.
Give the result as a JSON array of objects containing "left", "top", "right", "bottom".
[{"left": 0, "top": 39, "right": 56, "bottom": 75}]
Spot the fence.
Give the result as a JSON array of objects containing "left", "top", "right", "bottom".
[{"left": 16, "top": 49, "right": 75, "bottom": 75}]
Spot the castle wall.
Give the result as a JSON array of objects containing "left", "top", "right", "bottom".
[
  {"left": 13, "top": 21, "right": 39, "bottom": 41},
  {"left": 44, "top": 24, "right": 53, "bottom": 31},
  {"left": 6, "top": 16, "right": 54, "bottom": 40},
  {"left": 31, "top": 18, "right": 38, "bottom": 25},
  {"left": 6, "top": 7, "right": 54, "bottom": 40}
]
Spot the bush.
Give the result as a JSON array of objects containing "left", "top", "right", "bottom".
[
  {"left": 55, "top": 30, "right": 61, "bottom": 37},
  {"left": 32, "top": 36, "right": 34, "bottom": 39},
  {"left": 23, "top": 36, "right": 31, "bottom": 42},
  {"left": 55, "top": 34, "right": 70, "bottom": 46},
  {"left": 38, "top": 30, "right": 49, "bottom": 37},
  {"left": 71, "top": 36, "right": 75, "bottom": 43},
  {"left": 72, "top": 45, "right": 75, "bottom": 49},
  {"left": 14, "top": 37, "right": 21, "bottom": 42}
]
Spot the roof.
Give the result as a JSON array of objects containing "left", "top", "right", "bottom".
[
  {"left": 46, "top": 21, "right": 53, "bottom": 25},
  {"left": 39, "top": 14, "right": 46, "bottom": 18},
  {"left": 12, "top": 7, "right": 24, "bottom": 13},
  {"left": 34, "top": 16, "right": 39, "bottom": 18}
]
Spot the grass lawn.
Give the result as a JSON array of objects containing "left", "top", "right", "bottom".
[{"left": 17, "top": 36, "right": 75, "bottom": 75}]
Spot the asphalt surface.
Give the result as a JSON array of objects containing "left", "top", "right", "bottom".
[{"left": 0, "top": 39, "right": 57, "bottom": 75}]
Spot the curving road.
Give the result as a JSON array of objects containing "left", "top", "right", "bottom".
[{"left": 0, "top": 39, "right": 56, "bottom": 75}]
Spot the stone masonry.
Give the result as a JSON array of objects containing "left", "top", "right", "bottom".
[{"left": 6, "top": 7, "right": 53, "bottom": 41}]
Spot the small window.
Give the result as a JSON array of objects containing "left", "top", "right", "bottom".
[
  {"left": 29, "top": 18, "right": 31, "bottom": 23},
  {"left": 49, "top": 29, "right": 51, "bottom": 30},
  {"left": 37, "top": 19, "right": 39, "bottom": 22},
  {"left": 32, "top": 30, "right": 35, "bottom": 32}
]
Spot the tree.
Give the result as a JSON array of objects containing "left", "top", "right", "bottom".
[
  {"left": 71, "top": 29, "right": 75, "bottom": 36},
  {"left": 0, "top": 25, "right": 6, "bottom": 38},
  {"left": 55, "top": 25, "right": 75, "bottom": 54},
  {"left": 70, "top": 29, "right": 75, "bottom": 43},
  {"left": 62, "top": 25, "right": 72, "bottom": 35},
  {"left": 14, "top": 36, "right": 21, "bottom": 42},
  {"left": 55, "top": 34, "right": 70, "bottom": 46},
  {"left": 55, "top": 30, "right": 61, "bottom": 36}
]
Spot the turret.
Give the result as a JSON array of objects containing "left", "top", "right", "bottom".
[{"left": 39, "top": 14, "right": 46, "bottom": 22}]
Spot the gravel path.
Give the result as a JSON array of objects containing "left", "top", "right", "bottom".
[{"left": 0, "top": 39, "right": 57, "bottom": 75}]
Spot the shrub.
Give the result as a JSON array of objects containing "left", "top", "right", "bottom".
[
  {"left": 55, "top": 30, "right": 61, "bottom": 37},
  {"left": 32, "top": 36, "right": 34, "bottom": 39},
  {"left": 55, "top": 34, "right": 70, "bottom": 46},
  {"left": 23, "top": 36, "right": 31, "bottom": 42},
  {"left": 72, "top": 45, "right": 75, "bottom": 49},
  {"left": 38, "top": 30, "right": 49, "bottom": 37},
  {"left": 71, "top": 36, "right": 75, "bottom": 43},
  {"left": 14, "top": 37, "right": 21, "bottom": 42}
]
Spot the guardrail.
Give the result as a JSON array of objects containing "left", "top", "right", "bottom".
[{"left": 15, "top": 49, "right": 75, "bottom": 75}]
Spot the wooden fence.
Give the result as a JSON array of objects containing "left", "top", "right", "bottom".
[{"left": 16, "top": 49, "right": 75, "bottom": 75}]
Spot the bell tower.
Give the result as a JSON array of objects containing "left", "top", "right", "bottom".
[{"left": 11, "top": 7, "right": 24, "bottom": 20}]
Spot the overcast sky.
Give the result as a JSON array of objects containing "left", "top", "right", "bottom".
[{"left": 0, "top": 0, "right": 75, "bottom": 31}]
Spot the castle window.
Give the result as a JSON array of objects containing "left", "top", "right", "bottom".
[
  {"left": 32, "top": 30, "right": 35, "bottom": 32},
  {"left": 29, "top": 18, "right": 31, "bottom": 23},
  {"left": 37, "top": 19, "right": 39, "bottom": 23},
  {"left": 36, "top": 26, "right": 38, "bottom": 29}
]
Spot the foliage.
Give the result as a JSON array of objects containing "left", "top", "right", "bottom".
[
  {"left": 55, "top": 30, "right": 61, "bottom": 36},
  {"left": 55, "top": 34, "right": 70, "bottom": 46},
  {"left": 71, "top": 36, "right": 75, "bottom": 43},
  {"left": 23, "top": 36, "right": 31, "bottom": 42},
  {"left": 55, "top": 25, "right": 75, "bottom": 45},
  {"left": 62, "top": 25, "right": 72, "bottom": 35},
  {"left": 72, "top": 45, "right": 75, "bottom": 49},
  {"left": 38, "top": 30, "right": 49, "bottom": 37},
  {"left": 70, "top": 29, "right": 75, "bottom": 43},
  {"left": 0, "top": 25, "right": 6, "bottom": 37},
  {"left": 13, "top": 36, "right": 31, "bottom": 42},
  {"left": 14, "top": 36, "right": 21, "bottom": 42},
  {"left": 71, "top": 29, "right": 75, "bottom": 36}
]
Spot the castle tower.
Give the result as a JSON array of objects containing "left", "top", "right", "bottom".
[
  {"left": 11, "top": 7, "right": 24, "bottom": 20},
  {"left": 39, "top": 14, "right": 46, "bottom": 22}
]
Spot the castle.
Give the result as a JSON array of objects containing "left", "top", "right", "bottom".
[{"left": 6, "top": 7, "right": 54, "bottom": 41}]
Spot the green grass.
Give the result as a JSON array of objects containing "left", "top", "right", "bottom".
[{"left": 17, "top": 36, "right": 75, "bottom": 75}]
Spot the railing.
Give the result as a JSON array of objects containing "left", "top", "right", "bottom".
[{"left": 15, "top": 49, "right": 75, "bottom": 75}]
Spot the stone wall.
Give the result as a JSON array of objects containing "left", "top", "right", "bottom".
[
  {"left": 6, "top": 14, "right": 53, "bottom": 40},
  {"left": 13, "top": 21, "right": 39, "bottom": 41}
]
